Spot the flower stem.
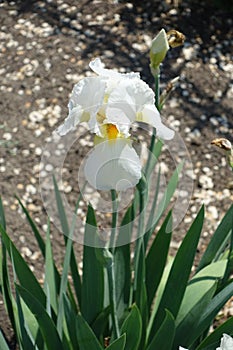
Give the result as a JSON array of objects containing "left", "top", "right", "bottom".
[
  {"left": 110, "top": 189, "right": 118, "bottom": 250},
  {"left": 154, "top": 69, "right": 161, "bottom": 111},
  {"left": 106, "top": 189, "right": 120, "bottom": 340},
  {"left": 145, "top": 71, "right": 161, "bottom": 177},
  {"left": 106, "top": 257, "right": 120, "bottom": 340}
]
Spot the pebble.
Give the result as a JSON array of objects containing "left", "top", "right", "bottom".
[
  {"left": 26, "top": 184, "right": 37, "bottom": 195},
  {"left": 0, "top": 166, "right": 6, "bottom": 172},
  {"left": 207, "top": 206, "right": 219, "bottom": 220},
  {"left": 21, "top": 247, "right": 32, "bottom": 257},
  {"left": 198, "top": 174, "right": 214, "bottom": 189},
  {"left": 3, "top": 132, "right": 12, "bottom": 140},
  {"left": 35, "top": 147, "right": 42, "bottom": 156}
]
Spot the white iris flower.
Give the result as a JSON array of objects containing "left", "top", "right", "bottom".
[{"left": 56, "top": 58, "right": 174, "bottom": 191}]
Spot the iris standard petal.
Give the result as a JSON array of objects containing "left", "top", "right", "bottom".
[
  {"left": 89, "top": 57, "right": 140, "bottom": 80},
  {"left": 84, "top": 138, "right": 141, "bottom": 191},
  {"left": 107, "top": 78, "right": 155, "bottom": 123}
]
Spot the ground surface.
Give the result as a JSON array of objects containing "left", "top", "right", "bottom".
[{"left": 0, "top": 0, "right": 233, "bottom": 348}]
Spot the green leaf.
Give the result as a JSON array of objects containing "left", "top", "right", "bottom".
[
  {"left": 144, "top": 162, "right": 183, "bottom": 245},
  {"left": 76, "top": 313, "right": 103, "bottom": 350},
  {"left": 53, "top": 176, "right": 82, "bottom": 307},
  {"left": 106, "top": 334, "right": 126, "bottom": 350},
  {"left": 148, "top": 206, "right": 204, "bottom": 342},
  {"left": 120, "top": 304, "right": 142, "bottom": 350},
  {"left": 15, "top": 290, "right": 35, "bottom": 350},
  {"left": 197, "top": 204, "right": 233, "bottom": 271},
  {"left": 81, "top": 205, "right": 104, "bottom": 324},
  {"left": 144, "top": 166, "right": 161, "bottom": 245},
  {"left": 176, "top": 260, "right": 227, "bottom": 325},
  {"left": 56, "top": 234, "right": 74, "bottom": 336},
  {"left": 17, "top": 197, "right": 62, "bottom": 299},
  {"left": 196, "top": 316, "right": 233, "bottom": 350},
  {"left": 0, "top": 235, "right": 16, "bottom": 333},
  {"left": 0, "top": 197, "right": 6, "bottom": 230},
  {"left": 44, "top": 220, "right": 57, "bottom": 314},
  {"left": 114, "top": 200, "right": 134, "bottom": 321},
  {"left": 188, "top": 280, "right": 233, "bottom": 346},
  {"left": 0, "top": 224, "right": 46, "bottom": 307},
  {"left": 145, "top": 138, "right": 163, "bottom": 179},
  {"left": 145, "top": 211, "right": 172, "bottom": 309},
  {"left": 114, "top": 245, "right": 131, "bottom": 321},
  {"left": 134, "top": 241, "right": 148, "bottom": 348},
  {"left": 222, "top": 215, "right": 233, "bottom": 284},
  {"left": 63, "top": 293, "right": 79, "bottom": 349},
  {"left": 146, "top": 310, "right": 175, "bottom": 350},
  {"left": 173, "top": 261, "right": 225, "bottom": 349},
  {"left": 16, "top": 285, "right": 65, "bottom": 350},
  {"left": 17, "top": 297, "right": 42, "bottom": 348},
  {"left": 53, "top": 175, "right": 70, "bottom": 235},
  {"left": 0, "top": 329, "right": 10, "bottom": 350},
  {"left": 91, "top": 306, "right": 111, "bottom": 339},
  {"left": 16, "top": 196, "right": 45, "bottom": 257}
]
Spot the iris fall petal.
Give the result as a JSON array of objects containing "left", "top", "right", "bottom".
[{"left": 84, "top": 139, "right": 141, "bottom": 191}]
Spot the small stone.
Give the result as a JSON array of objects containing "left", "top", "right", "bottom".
[
  {"left": 35, "top": 147, "right": 42, "bottom": 156},
  {"left": 17, "top": 184, "right": 24, "bottom": 190},
  {"left": 0, "top": 166, "right": 6, "bottom": 172},
  {"left": 22, "top": 149, "right": 30, "bottom": 157},
  {"left": 45, "top": 164, "right": 53, "bottom": 172},
  {"left": 199, "top": 174, "right": 214, "bottom": 189},
  {"left": 208, "top": 206, "right": 218, "bottom": 219},
  {"left": 28, "top": 203, "right": 39, "bottom": 212},
  {"left": 31, "top": 251, "right": 41, "bottom": 260},
  {"left": 3, "top": 132, "right": 12, "bottom": 140},
  {"left": 21, "top": 247, "right": 32, "bottom": 257},
  {"left": 26, "top": 184, "right": 37, "bottom": 195}
]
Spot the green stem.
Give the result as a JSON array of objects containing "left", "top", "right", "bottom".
[
  {"left": 144, "top": 71, "right": 161, "bottom": 177},
  {"left": 107, "top": 257, "right": 120, "bottom": 340},
  {"left": 106, "top": 189, "right": 120, "bottom": 340},
  {"left": 133, "top": 187, "right": 146, "bottom": 292},
  {"left": 110, "top": 190, "right": 118, "bottom": 250},
  {"left": 154, "top": 69, "right": 161, "bottom": 110}
]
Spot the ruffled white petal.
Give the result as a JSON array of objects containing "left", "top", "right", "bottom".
[
  {"left": 217, "top": 334, "right": 233, "bottom": 350},
  {"left": 56, "top": 77, "right": 106, "bottom": 136},
  {"left": 69, "top": 76, "right": 105, "bottom": 112},
  {"left": 140, "top": 105, "right": 174, "bottom": 140},
  {"left": 179, "top": 347, "right": 188, "bottom": 350},
  {"left": 84, "top": 139, "right": 141, "bottom": 191},
  {"left": 105, "top": 78, "right": 159, "bottom": 138},
  {"left": 56, "top": 105, "right": 83, "bottom": 136},
  {"left": 90, "top": 57, "right": 140, "bottom": 80}
]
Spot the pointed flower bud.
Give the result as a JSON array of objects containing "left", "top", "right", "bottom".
[
  {"left": 150, "top": 28, "right": 185, "bottom": 76},
  {"left": 150, "top": 29, "right": 169, "bottom": 75}
]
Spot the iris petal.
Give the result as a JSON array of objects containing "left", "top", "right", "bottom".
[
  {"left": 84, "top": 139, "right": 141, "bottom": 191},
  {"left": 56, "top": 77, "right": 106, "bottom": 136},
  {"left": 140, "top": 105, "right": 174, "bottom": 140}
]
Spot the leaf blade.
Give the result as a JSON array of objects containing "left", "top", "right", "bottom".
[
  {"left": 120, "top": 304, "right": 142, "bottom": 350},
  {"left": 81, "top": 205, "right": 104, "bottom": 324},
  {"left": 146, "top": 310, "right": 175, "bottom": 350},
  {"left": 76, "top": 313, "right": 103, "bottom": 350},
  {"left": 148, "top": 206, "right": 204, "bottom": 342}
]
